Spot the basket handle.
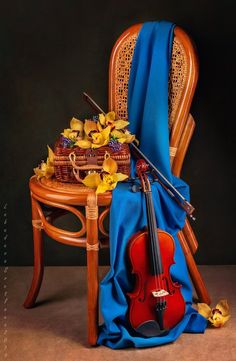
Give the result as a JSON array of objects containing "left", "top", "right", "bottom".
[{"left": 69, "top": 151, "right": 104, "bottom": 183}]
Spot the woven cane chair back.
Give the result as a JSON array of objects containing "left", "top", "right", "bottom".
[{"left": 108, "top": 24, "right": 198, "bottom": 163}]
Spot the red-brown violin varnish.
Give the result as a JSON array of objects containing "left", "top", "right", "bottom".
[{"left": 127, "top": 160, "right": 185, "bottom": 336}]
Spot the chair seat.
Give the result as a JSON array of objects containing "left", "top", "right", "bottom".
[{"left": 29, "top": 175, "right": 112, "bottom": 206}]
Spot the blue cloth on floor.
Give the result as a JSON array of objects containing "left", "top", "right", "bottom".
[{"left": 97, "top": 21, "right": 207, "bottom": 349}]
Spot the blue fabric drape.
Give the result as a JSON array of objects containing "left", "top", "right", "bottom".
[{"left": 97, "top": 21, "right": 207, "bottom": 349}]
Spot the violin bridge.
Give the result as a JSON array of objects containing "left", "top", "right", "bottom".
[{"left": 152, "top": 289, "right": 169, "bottom": 298}]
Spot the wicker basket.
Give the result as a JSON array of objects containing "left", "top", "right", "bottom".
[{"left": 54, "top": 137, "right": 130, "bottom": 183}]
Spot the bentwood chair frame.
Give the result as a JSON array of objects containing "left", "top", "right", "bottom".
[{"left": 24, "top": 24, "right": 210, "bottom": 346}]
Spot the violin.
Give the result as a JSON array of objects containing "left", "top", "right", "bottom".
[{"left": 127, "top": 159, "right": 185, "bottom": 337}]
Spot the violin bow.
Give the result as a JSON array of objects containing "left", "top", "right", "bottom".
[{"left": 82, "top": 92, "right": 196, "bottom": 220}]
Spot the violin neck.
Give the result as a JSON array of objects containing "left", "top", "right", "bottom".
[{"left": 145, "top": 191, "right": 163, "bottom": 275}]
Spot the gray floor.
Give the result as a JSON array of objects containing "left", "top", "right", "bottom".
[{"left": 1, "top": 266, "right": 236, "bottom": 361}]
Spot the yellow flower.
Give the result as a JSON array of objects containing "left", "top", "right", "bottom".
[
  {"left": 92, "top": 132, "right": 103, "bottom": 144},
  {"left": 99, "top": 113, "right": 106, "bottom": 125},
  {"left": 61, "top": 128, "right": 78, "bottom": 140},
  {"left": 81, "top": 172, "right": 102, "bottom": 188},
  {"left": 197, "top": 303, "right": 212, "bottom": 319},
  {"left": 70, "top": 117, "right": 83, "bottom": 132},
  {"left": 197, "top": 299, "right": 230, "bottom": 328},
  {"left": 99, "top": 111, "right": 115, "bottom": 126},
  {"left": 91, "top": 126, "right": 111, "bottom": 149},
  {"left": 111, "top": 129, "right": 136, "bottom": 143},
  {"left": 75, "top": 138, "right": 92, "bottom": 149},
  {"left": 84, "top": 119, "right": 98, "bottom": 137},
  {"left": 34, "top": 161, "right": 54, "bottom": 179},
  {"left": 82, "top": 153, "right": 128, "bottom": 193},
  {"left": 96, "top": 172, "right": 128, "bottom": 193},
  {"left": 102, "top": 155, "right": 118, "bottom": 174},
  {"left": 75, "top": 124, "right": 111, "bottom": 149},
  {"left": 34, "top": 146, "right": 55, "bottom": 179},
  {"left": 97, "top": 121, "right": 103, "bottom": 133},
  {"left": 99, "top": 112, "right": 129, "bottom": 130},
  {"left": 47, "top": 145, "right": 54, "bottom": 164}
]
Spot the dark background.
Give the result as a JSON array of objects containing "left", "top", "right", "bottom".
[{"left": 1, "top": 0, "right": 235, "bottom": 266}]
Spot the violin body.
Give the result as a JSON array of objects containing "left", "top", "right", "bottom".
[
  {"left": 127, "top": 228, "right": 185, "bottom": 333},
  {"left": 126, "top": 159, "right": 185, "bottom": 336}
]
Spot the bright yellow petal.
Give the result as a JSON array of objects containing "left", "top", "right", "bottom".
[
  {"left": 111, "top": 132, "right": 126, "bottom": 142},
  {"left": 92, "top": 132, "right": 103, "bottom": 144},
  {"left": 82, "top": 173, "right": 101, "bottom": 188},
  {"left": 101, "top": 125, "right": 111, "bottom": 139},
  {"left": 46, "top": 157, "right": 51, "bottom": 167},
  {"left": 47, "top": 145, "right": 54, "bottom": 164},
  {"left": 99, "top": 113, "right": 106, "bottom": 125},
  {"left": 97, "top": 122, "right": 103, "bottom": 132},
  {"left": 102, "top": 174, "right": 117, "bottom": 189},
  {"left": 70, "top": 117, "right": 84, "bottom": 131},
  {"left": 213, "top": 315, "right": 230, "bottom": 327},
  {"left": 69, "top": 132, "right": 78, "bottom": 140},
  {"left": 197, "top": 303, "right": 212, "bottom": 319},
  {"left": 91, "top": 143, "right": 100, "bottom": 149},
  {"left": 209, "top": 313, "right": 230, "bottom": 328},
  {"left": 75, "top": 139, "right": 92, "bottom": 149},
  {"left": 61, "top": 129, "right": 77, "bottom": 140},
  {"left": 111, "top": 129, "right": 124, "bottom": 139},
  {"left": 34, "top": 166, "right": 45, "bottom": 179},
  {"left": 117, "top": 137, "right": 127, "bottom": 143},
  {"left": 215, "top": 300, "right": 230, "bottom": 317},
  {"left": 43, "top": 160, "right": 54, "bottom": 177},
  {"left": 34, "top": 161, "right": 54, "bottom": 179},
  {"left": 102, "top": 157, "right": 118, "bottom": 174},
  {"left": 123, "top": 131, "right": 135, "bottom": 143},
  {"left": 84, "top": 120, "right": 98, "bottom": 136},
  {"left": 107, "top": 182, "right": 117, "bottom": 190},
  {"left": 45, "top": 165, "right": 54, "bottom": 178},
  {"left": 105, "top": 111, "right": 116, "bottom": 122},
  {"left": 40, "top": 162, "right": 47, "bottom": 172},
  {"left": 113, "top": 173, "right": 128, "bottom": 182},
  {"left": 113, "top": 119, "right": 129, "bottom": 130},
  {"left": 91, "top": 141, "right": 108, "bottom": 149},
  {"left": 96, "top": 182, "right": 110, "bottom": 194},
  {"left": 91, "top": 126, "right": 111, "bottom": 149},
  {"left": 61, "top": 128, "right": 72, "bottom": 138},
  {"left": 111, "top": 129, "right": 136, "bottom": 143}
]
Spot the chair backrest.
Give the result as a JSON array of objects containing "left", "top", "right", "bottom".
[{"left": 108, "top": 23, "right": 198, "bottom": 168}]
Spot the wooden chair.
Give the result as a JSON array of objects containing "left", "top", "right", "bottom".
[{"left": 24, "top": 23, "right": 210, "bottom": 346}]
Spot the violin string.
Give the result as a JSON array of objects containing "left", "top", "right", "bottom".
[
  {"left": 148, "top": 181, "right": 165, "bottom": 307},
  {"left": 151, "top": 192, "right": 164, "bottom": 304},
  {"left": 146, "top": 190, "right": 162, "bottom": 301},
  {"left": 144, "top": 172, "right": 167, "bottom": 323},
  {"left": 149, "top": 194, "right": 160, "bottom": 287},
  {"left": 151, "top": 180, "right": 167, "bottom": 308},
  {"left": 145, "top": 192, "right": 157, "bottom": 289}
]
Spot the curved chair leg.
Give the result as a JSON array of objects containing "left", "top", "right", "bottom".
[
  {"left": 178, "top": 230, "right": 211, "bottom": 305},
  {"left": 23, "top": 196, "right": 44, "bottom": 308},
  {"left": 86, "top": 192, "right": 99, "bottom": 346}
]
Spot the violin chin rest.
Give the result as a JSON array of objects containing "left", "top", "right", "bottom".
[{"left": 135, "top": 320, "right": 168, "bottom": 338}]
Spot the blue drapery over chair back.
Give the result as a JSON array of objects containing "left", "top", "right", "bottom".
[{"left": 97, "top": 21, "right": 207, "bottom": 349}]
